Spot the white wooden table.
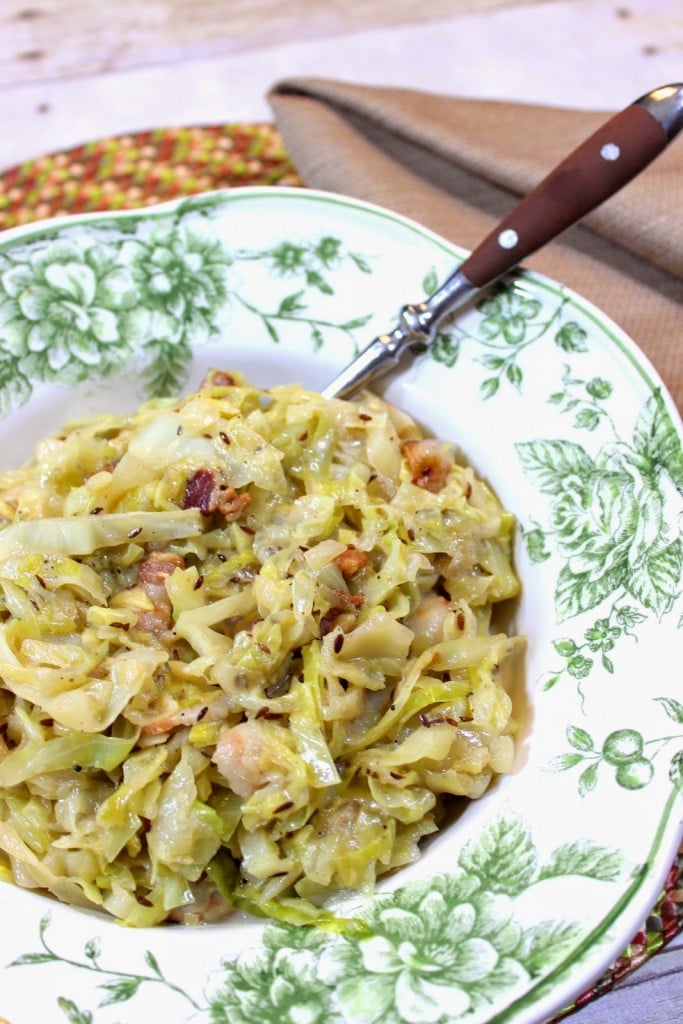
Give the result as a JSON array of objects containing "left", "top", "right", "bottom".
[{"left": 0, "top": 1, "right": 682, "bottom": 1020}]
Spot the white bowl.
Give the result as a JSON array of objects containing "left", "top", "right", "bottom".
[{"left": 0, "top": 187, "right": 681, "bottom": 1024}]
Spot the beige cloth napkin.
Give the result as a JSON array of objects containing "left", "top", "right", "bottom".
[{"left": 269, "top": 78, "right": 682, "bottom": 412}]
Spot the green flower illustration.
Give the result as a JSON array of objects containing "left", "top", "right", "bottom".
[
  {"left": 211, "top": 946, "right": 338, "bottom": 1024},
  {"left": 0, "top": 240, "right": 142, "bottom": 383},
  {"left": 314, "top": 236, "right": 343, "bottom": 267},
  {"left": 548, "top": 367, "right": 615, "bottom": 431},
  {"left": 313, "top": 816, "right": 616, "bottom": 1024},
  {"left": 518, "top": 391, "right": 682, "bottom": 626},
  {"left": 269, "top": 241, "right": 309, "bottom": 275},
  {"left": 119, "top": 227, "right": 231, "bottom": 395},
  {"left": 584, "top": 618, "right": 621, "bottom": 653},
  {"left": 0, "top": 216, "right": 377, "bottom": 409},
  {"left": 319, "top": 879, "right": 528, "bottom": 1024},
  {"left": 129, "top": 229, "right": 228, "bottom": 344},
  {"left": 443, "top": 281, "right": 573, "bottom": 398},
  {"left": 478, "top": 287, "right": 542, "bottom": 345},
  {"left": 127, "top": 229, "right": 229, "bottom": 318}
]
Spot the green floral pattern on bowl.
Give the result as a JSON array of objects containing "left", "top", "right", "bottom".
[{"left": 0, "top": 187, "right": 681, "bottom": 1024}]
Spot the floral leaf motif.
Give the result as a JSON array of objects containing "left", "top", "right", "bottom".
[
  {"left": 632, "top": 389, "right": 683, "bottom": 494},
  {"left": 315, "top": 237, "right": 343, "bottom": 268},
  {"left": 547, "top": 724, "right": 670, "bottom": 796},
  {"left": 554, "top": 562, "right": 625, "bottom": 622},
  {"left": 340, "top": 314, "right": 373, "bottom": 331},
  {"left": 480, "top": 377, "right": 500, "bottom": 399},
  {"left": 586, "top": 377, "right": 612, "bottom": 400},
  {"left": 540, "top": 841, "right": 626, "bottom": 882},
  {"left": 84, "top": 938, "right": 100, "bottom": 964},
  {"left": 422, "top": 267, "right": 439, "bottom": 294},
  {"left": 515, "top": 440, "right": 595, "bottom": 495},
  {"left": 141, "top": 337, "right": 193, "bottom": 397},
  {"left": 57, "top": 998, "right": 93, "bottom": 1024},
  {"left": 8, "top": 951, "right": 56, "bottom": 966},
  {"left": 349, "top": 252, "right": 372, "bottom": 274},
  {"left": 615, "top": 605, "right": 647, "bottom": 632},
  {"left": 655, "top": 697, "right": 683, "bottom": 725},
  {"left": 566, "top": 725, "right": 594, "bottom": 752},
  {"left": 578, "top": 762, "right": 600, "bottom": 795},
  {"left": 98, "top": 977, "right": 143, "bottom": 1006},
  {"left": 547, "top": 752, "right": 585, "bottom": 771},
  {"left": 522, "top": 525, "right": 551, "bottom": 563},
  {"left": 305, "top": 269, "right": 333, "bottom": 294},
  {"left": 277, "top": 291, "right": 308, "bottom": 316},
  {"left": 515, "top": 921, "right": 584, "bottom": 976},
  {"left": 628, "top": 538, "right": 682, "bottom": 619},
  {"left": 458, "top": 815, "right": 538, "bottom": 896},
  {"left": 143, "top": 950, "right": 162, "bottom": 976},
  {"left": 627, "top": 476, "right": 666, "bottom": 567},
  {"left": 0, "top": 218, "right": 377, "bottom": 412},
  {"left": 467, "top": 956, "right": 530, "bottom": 1011},
  {"left": 574, "top": 408, "right": 601, "bottom": 431},
  {"left": 264, "top": 319, "right": 280, "bottom": 344},
  {"left": 506, "top": 362, "right": 523, "bottom": 389},
  {"left": 669, "top": 751, "right": 683, "bottom": 789},
  {"left": 555, "top": 322, "right": 588, "bottom": 353},
  {"left": 0, "top": 356, "right": 35, "bottom": 419},
  {"left": 431, "top": 332, "right": 460, "bottom": 368}
]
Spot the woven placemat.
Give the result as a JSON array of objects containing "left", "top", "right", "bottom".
[
  {"left": 0, "top": 122, "right": 682, "bottom": 1019},
  {"left": 0, "top": 122, "right": 302, "bottom": 227}
]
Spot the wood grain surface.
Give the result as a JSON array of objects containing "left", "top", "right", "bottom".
[
  {"left": 0, "top": 0, "right": 561, "bottom": 84},
  {"left": 1, "top": 0, "right": 681, "bottom": 167}
]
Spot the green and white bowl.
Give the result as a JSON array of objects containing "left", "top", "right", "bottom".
[{"left": 0, "top": 187, "right": 681, "bottom": 1024}]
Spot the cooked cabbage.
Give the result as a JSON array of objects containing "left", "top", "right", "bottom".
[{"left": 0, "top": 369, "right": 523, "bottom": 926}]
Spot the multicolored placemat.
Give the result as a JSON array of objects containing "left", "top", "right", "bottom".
[
  {"left": 0, "top": 123, "right": 302, "bottom": 228},
  {"left": 0, "top": 122, "right": 682, "bottom": 1020}
]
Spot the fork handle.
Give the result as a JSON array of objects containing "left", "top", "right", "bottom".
[
  {"left": 321, "top": 84, "right": 683, "bottom": 400},
  {"left": 460, "top": 92, "right": 678, "bottom": 289}
]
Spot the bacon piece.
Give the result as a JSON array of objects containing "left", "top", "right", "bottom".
[
  {"left": 401, "top": 439, "right": 452, "bottom": 493},
  {"left": 212, "top": 720, "right": 289, "bottom": 800},
  {"left": 136, "top": 551, "right": 185, "bottom": 633},
  {"left": 182, "top": 469, "right": 251, "bottom": 521},
  {"left": 332, "top": 588, "right": 365, "bottom": 610},
  {"left": 215, "top": 485, "right": 252, "bottom": 522},
  {"left": 333, "top": 546, "right": 368, "bottom": 578},
  {"left": 182, "top": 468, "right": 217, "bottom": 515},
  {"left": 140, "top": 692, "right": 232, "bottom": 736},
  {"left": 206, "top": 370, "right": 236, "bottom": 387}
]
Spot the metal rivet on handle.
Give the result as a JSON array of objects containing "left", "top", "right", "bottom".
[
  {"left": 600, "top": 142, "right": 621, "bottom": 161},
  {"left": 498, "top": 228, "right": 519, "bottom": 249}
]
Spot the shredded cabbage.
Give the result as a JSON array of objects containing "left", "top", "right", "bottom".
[{"left": 0, "top": 369, "right": 524, "bottom": 927}]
